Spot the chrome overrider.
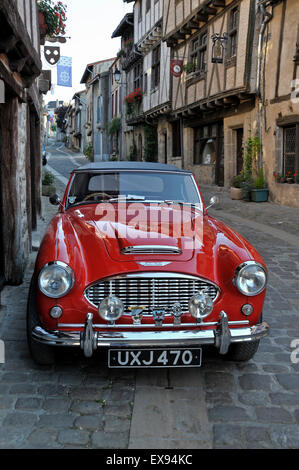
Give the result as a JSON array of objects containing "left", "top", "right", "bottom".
[{"left": 32, "top": 311, "right": 270, "bottom": 358}]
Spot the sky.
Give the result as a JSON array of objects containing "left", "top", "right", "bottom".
[{"left": 43, "top": 0, "right": 133, "bottom": 105}]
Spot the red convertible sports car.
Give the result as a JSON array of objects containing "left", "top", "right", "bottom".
[{"left": 27, "top": 162, "right": 269, "bottom": 367}]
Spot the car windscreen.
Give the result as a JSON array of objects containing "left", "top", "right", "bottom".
[{"left": 66, "top": 171, "right": 202, "bottom": 208}]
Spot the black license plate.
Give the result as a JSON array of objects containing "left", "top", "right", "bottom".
[{"left": 108, "top": 348, "right": 202, "bottom": 368}]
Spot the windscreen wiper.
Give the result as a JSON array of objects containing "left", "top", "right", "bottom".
[
  {"left": 161, "top": 200, "right": 201, "bottom": 210},
  {"left": 108, "top": 195, "right": 146, "bottom": 202}
]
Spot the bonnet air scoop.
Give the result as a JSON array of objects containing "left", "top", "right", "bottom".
[{"left": 121, "top": 245, "right": 182, "bottom": 255}]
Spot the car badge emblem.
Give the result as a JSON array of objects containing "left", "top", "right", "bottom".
[
  {"left": 128, "top": 306, "right": 146, "bottom": 325},
  {"left": 152, "top": 309, "right": 166, "bottom": 327},
  {"left": 171, "top": 302, "right": 183, "bottom": 324}
]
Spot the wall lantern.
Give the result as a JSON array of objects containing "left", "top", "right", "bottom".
[
  {"left": 114, "top": 67, "right": 122, "bottom": 84},
  {"left": 211, "top": 33, "right": 228, "bottom": 64}
]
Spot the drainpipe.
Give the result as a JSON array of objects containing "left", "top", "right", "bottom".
[{"left": 256, "top": 0, "right": 273, "bottom": 169}]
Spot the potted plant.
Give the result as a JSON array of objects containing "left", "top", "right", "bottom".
[
  {"left": 42, "top": 171, "right": 56, "bottom": 197},
  {"left": 274, "top": 172, "right": 285, "bottom": 183},
  {"left": 251, "top": 168, "right": 269, "bottom": 202},
  {"left": 37, "top": 0, "right": 67, "bottom": 41},
  {"left": 108, "top": 117, "right": 121, "bottom": 136},
  {"left": 124, "top": 39, "right": 133, "bottom": 49},
  {"left": 117, "top": 49, "right": 125, "bottom": 58},
  {"left": 183, "top": 62, "right": 196, "bottom": 74},
  {"left": 83, "top": 143, "right": 93, "bottom": 161},
  {"left": 241, "top": 176, "right": 254, "bottom": 201},
  {"left": 230, "top": 174, "right": 244, "bottom": 200},
  {"left": 124, "top": 89, "right": 143, "bottom": 116},
  {"left": 286, "top": 171, "right": 294, "bottom": 183}
]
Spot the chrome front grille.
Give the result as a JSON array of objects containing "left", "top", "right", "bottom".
[{"left": 84, "top": 273, "right": 219, "bottom": 316}]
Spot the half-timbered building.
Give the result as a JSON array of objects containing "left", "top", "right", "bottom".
[
  {"left": 109, "top": 57, "right": 122, "bottom": 159},
  {"left": 162, "top": 0, "right": 259, "bottom": 186},
  {"left": 111, "top": 12, "right": 135, "bottom": 160},
  {"left": 0, "top": 0, "right": 42, "bottom": 286},
  {"left": 259, "top": 0, "right": 299, "bottom": 207},
  {"left": 122, "top": 0, "right": 172, "bottom": 162}
]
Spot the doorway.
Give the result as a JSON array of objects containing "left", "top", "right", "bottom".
[
  {"left": 0, "top": 112, "right": 5, "bottom": 289},
  {"left": 236, "top": 128, "right": 244, "bottom": 175},
  {"left": 30, "top": 112, "right": 37, "bottom": 230},
  {"left": 163, "top": 132, "right": 167, "bottom": 164},
  {"left": 215, "top": 122, "right": 224, "bottom": 187}
]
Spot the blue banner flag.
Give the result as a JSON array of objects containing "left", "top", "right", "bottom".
[{"left": 57, "top": 56, "right": 72, "bottom": 87}]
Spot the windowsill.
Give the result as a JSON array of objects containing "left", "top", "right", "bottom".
[
  {"left": 186, "top": 71, "right": 206, "bottom": 86},
  {"left": 171, "top": 156, "right": 182, "bottom": 160},
  {"left": 196, "top": 163, "right": 215, "bottom": 167},
  {"left": 151, "top": 87, "right": 158, "bottom": 94}
]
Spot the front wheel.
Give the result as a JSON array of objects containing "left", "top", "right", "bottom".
[
  {"left": 223, "top": 340, "right": 260, "bottom": 362},
  {"left": 27, "top": 277, "right": 55, "bottom": 366}
]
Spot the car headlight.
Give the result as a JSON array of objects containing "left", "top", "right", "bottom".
[
  {"left": 234, "top": 261, "right": 267, "bottom": 296},
  {"left": 38, "top": 262, "right": 75, "bottom": 299},
  {"left": 189, "top": 291, "right": 214, "bottom": 320},
  {"left": 98, "top": 296, "right": 124, "bottom": 322}
]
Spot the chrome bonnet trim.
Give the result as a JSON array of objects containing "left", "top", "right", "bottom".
[{"left": 121, "top": 245, "right": 182, "bottom": 255}]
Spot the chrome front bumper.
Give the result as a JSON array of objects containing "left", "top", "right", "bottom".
[{"left": 32, "top": 311, "right": 270, "bottom": 358}]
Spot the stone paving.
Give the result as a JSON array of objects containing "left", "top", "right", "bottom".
[
  {"left": 202, "top": 219, "right": 299, "bottom": 449},
  {"left": 0, "top": 151, "right": 299, "bottom": 448},
  {"left": 201, "top": 183, "right": 299, "bottom": 237}
]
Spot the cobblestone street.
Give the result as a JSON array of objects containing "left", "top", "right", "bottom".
[{"left": 0, "top": 145, "right": 299, "bottom": 449}]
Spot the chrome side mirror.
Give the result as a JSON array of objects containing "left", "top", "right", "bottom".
[
  {"left": 206, "top": 196, "right": 220, "bottom": 211},
  {"left": 49, "top": 194, "right": 62, "bottom": 206}
]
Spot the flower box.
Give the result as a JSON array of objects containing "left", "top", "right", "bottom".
[
  {"left": 230, "top": 187, "right": 243, "bottom": 200},
  {"left": 250, "top": 189, "right": 269, "bottom": 202}
]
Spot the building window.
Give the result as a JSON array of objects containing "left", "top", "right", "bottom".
[
  {"left": 111, "top": 94, "right": 114, "bottom": 118},
  {"left": 146, "top": 0, "right": 151, "bottom": 12},
  {"left": 190, "top": 31, "right": 207, "bottom": 74},
  {"left": 193, "top": 123, "right": 222, "bottom": 165},
  {"left": 283, "top": 125, "right": 298, "bottom": 177},
  {"left": 134, "top": 61, "right": 143, "bottom": 90},
  {"left": 227, "top": 6, "right": 239, "bottom": 58},
  {"left": 115, "top": 89, "right": 118, "bottom": 116},
  {"left": 172, "top": 120, "right": 181, "bottom": 157},
  {"left": 138, "top": 0, "right": 142, "bottom": 22},
  {"left": 151, "top": 44, "right": 161, "bottom": 89},
  {"left": 97, "top": 96, "right": 103, "bottom": 123}
]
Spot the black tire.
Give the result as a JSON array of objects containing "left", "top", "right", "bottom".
[
  {"left": 223, "top": 339, "right": 260, "bottom": 362},
  {"left": 222, "top": 313, "right": 262, "bottom": 362},
  {"left": 27, "top": 277, "right": 55, "bottom": 366}
]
